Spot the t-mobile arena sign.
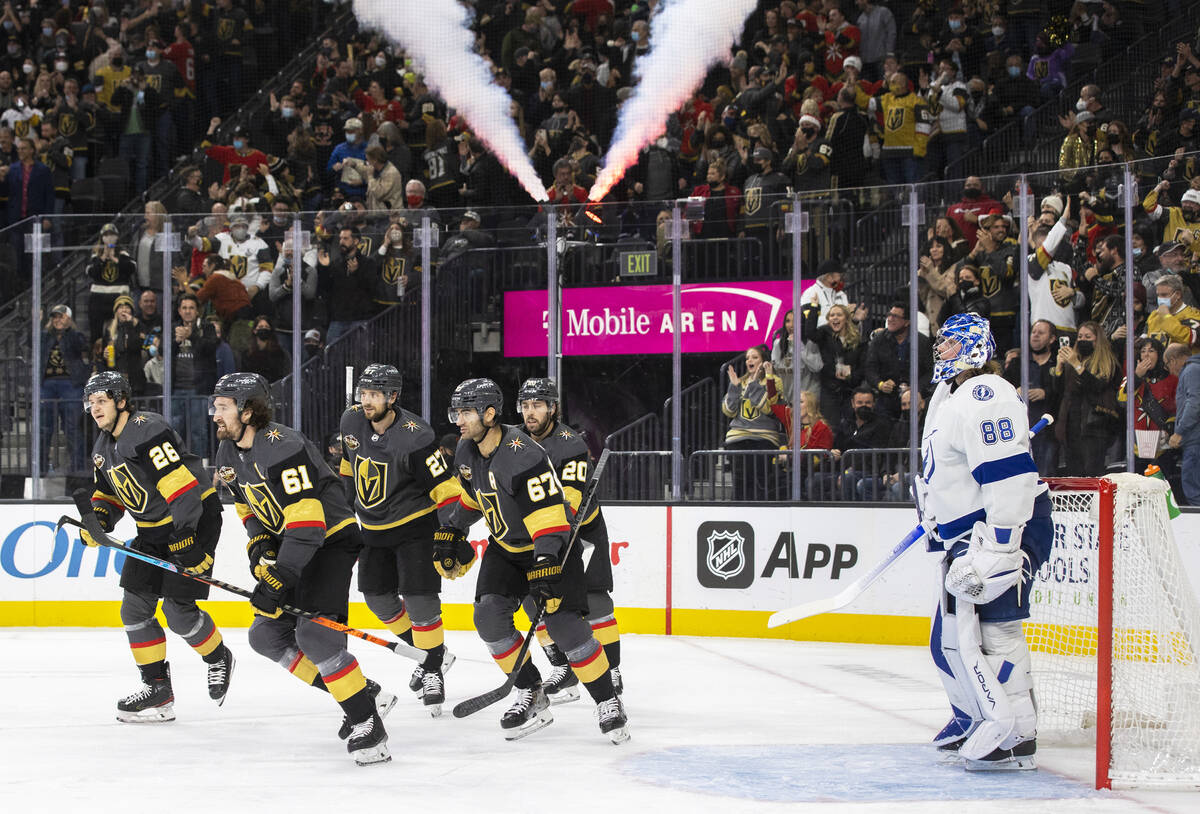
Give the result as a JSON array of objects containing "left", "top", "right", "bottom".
[{"left": 504, "top": 280, "right": 810, "bottom": 357}]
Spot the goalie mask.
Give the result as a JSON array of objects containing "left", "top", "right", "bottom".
[{"left": 932, "top": 312, "right": 995, "bottom": 383}]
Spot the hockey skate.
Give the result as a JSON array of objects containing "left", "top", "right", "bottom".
[
  {"left": 117, "top": 664, "right": 175, "bottom": 723},
  {"left": 346, "top": 712, "right": 391, "bottom": 766},
  {"left": 420, "top": 669, "right": 445, "bottom": 718},
  {"left": 543, "top": 663, "right": 580, "bottom": 705},
  {"left": 408, "top": 649, "right": 457, "bottom": 697},
  {"left": 500, "top": 683, "right": 553, "bottom": 741},
  {"left": 597, "top": 696, "right": 630, "bottom": 744},
  {"left": 339, "top": 679, "right": 397, "bottom": 740},
  {"left": 964, "top": 739, "right": 1037, "bottom": 772},
  {"left": 207, "top": 645, "right": 235, "bottom": 706}
]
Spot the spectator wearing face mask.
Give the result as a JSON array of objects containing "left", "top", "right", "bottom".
[
  {"left": 946, "top": 176, "right": 999, "bottom": 249},
  {"left": 801, "top": 259, "right": 850, "bottom": 328},
  {"left": 85, "top": 223, "right": 137, "bottom": 342},
  {"left": 328, "top": 117, "right": 368, "bottom": 199},
  {"left": 302, "top": 329, "right": 323, "bottom": 362},
  {"left": 239, "top": 315, "right": 291, "bottom": 383},
  {"left": 202, "top": 118, "right": 268, "bottom": 183},
  {"left": 994, "top": 54, "right": 1040, "bottom": 145},
  {"left": 1144, "top": 177, "right": 1200, "bottom": 248}
]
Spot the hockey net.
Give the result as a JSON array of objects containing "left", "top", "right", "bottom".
[{"left": 1028, "top": 474, "right": 1200, "bottom": 788}]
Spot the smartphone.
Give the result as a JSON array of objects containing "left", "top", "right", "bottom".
[{"left": 1059, "top": 336, "right": 1071, "bottom": 348}]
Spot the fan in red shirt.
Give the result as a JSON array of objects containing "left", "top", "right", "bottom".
[
  {"left": 946, "top": 176, "right": 1000, "bottom": 249},
  {"left": 352, "top": 80, "right": 406, "bottom": 136},
  {"left": 545, "top": 158, "right": 588, "bottom": 205},
  {"left": 203, "top": 122, "right": 269, "bottom": 184},
  {"left": 818, "top": 8, "right": 860, "bottom": 78},
  {"left": 163, "top": 24, "right": 196, "bottom": 97}
]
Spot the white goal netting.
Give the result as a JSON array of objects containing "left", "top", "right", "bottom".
[{"left": 1027, "top": 474, "right": 1200, "bottom": 787}]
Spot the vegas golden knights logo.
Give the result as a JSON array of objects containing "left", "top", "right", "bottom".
[
  {"left": 886, "top": 107, "right": 904, "bottom": 132},
  {"left": 101, "top": 260, "right": 118, "bottom": 283},
  {"left": 477, "top": 491, "right": 510, "bottom": 542},
  {"left": 743, "top": 187, "right": 761, "bottom": 215},
  {"left": 108, "top": 464, "right": 149, "bottom": 513},
  {"left": 218, "top": 18, "right": 235, "bottom": 40},
  {"left": 242, "top": 482, "right": 285, "bottom": 533},
  {"left": 229, "top": 254, "right": 248, "bottom": 278},
  {"left": 382, "top": 256, "right": 405, "bottom": 285},
  {"left": 145, "top": 74, "right": 162, "bottom": 92},
  {"left": 980, "top": 267, "right": 1001, "bottom": 297},
  {"left": 59, "top": 113, "right": 77, "bottom": 136},
  {"left": 355, "top": 456, "right": 389, "bottom": 509}
]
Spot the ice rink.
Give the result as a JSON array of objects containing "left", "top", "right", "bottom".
[{"left": 1, "top": 627, "right": 1195, "bottom": 813}]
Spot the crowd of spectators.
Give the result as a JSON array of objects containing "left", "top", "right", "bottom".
[{"left": 21, "top": 2, "right": 1200, "bottom": 507}]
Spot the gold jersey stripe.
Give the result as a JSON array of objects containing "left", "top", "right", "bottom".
[
  {"left": 523, "top": 504, "right": 570, "bottom": 541},
  {"left": 235, "top": 501, "right": 254, "bottom": 522},
  {"left": 282, "top": 497, "right": 326, "bottom": 530},
  {"left": 135, "top": 515, "right": 174, "bottom": 528},
  {"left": 339, "top": 457, "right": 352, "bottom": 476},
  {"left": 157, "top": 465, "right": 198, "bottom": 503},
  {"left": 429, "top": 478, "right": 462, "bottom": 507},
  {"left": 459, "top": 489, "right": 481, "bottom": 511},
  {"left": 359, "top": 504, "right": 435, "bottom": 531},
  {"left": 325, "top": 517, "right": 357, "bottom": 538}
]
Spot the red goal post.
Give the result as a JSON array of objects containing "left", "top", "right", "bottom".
[{"left": 1034, "top": 475, "right": 1200, "bottom": 790}]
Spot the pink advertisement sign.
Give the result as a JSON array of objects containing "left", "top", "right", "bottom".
[{"left": 504, "top": 280, "right": 813, "bottom": 357}]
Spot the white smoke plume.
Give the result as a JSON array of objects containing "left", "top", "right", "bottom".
[
  {"left": 589, "top": 0, "right": 758, "bottom": 201},
  {"left": 352, "top": 0, "right": 548, "bottom": 202}
]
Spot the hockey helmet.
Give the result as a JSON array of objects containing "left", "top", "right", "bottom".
[
  {"left": 211, "top": 372, "right": 273, "bottom": 414},
  {"left": 355, "top": 363, "right": 403, "bottom": 405},
  {"left": 932, "top": 312, "right": 995, "bottom": 383},
  {"left": 516, "top": 377, "right": 559, "bottom": 412},
  {"left": 83, "top": 371, "right": 131, "bottom": 413},
  {"left": 448, "top": 378, "right": 503, "bottom": 424}
]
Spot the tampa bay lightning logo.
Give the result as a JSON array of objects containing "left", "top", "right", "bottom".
[{"left": 972, "top": 384, "right": 994, "bottom": 401}]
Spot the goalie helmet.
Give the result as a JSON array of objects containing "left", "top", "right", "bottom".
[
  {"left": 355, "top": 363, "right": 403, "bottom": 405},
  {"left": 211, "top": 372, "right": 273, "bottom": 413},
  {"left": 932, "top": 311, "right": 995, "bottom": 383},
  {"left": 83, "top": 371, "right": 132, "bottom": 412},
  {"left": 448, "top": 378, "right": 503, "bottom": 424},
  {"left": 516, "top": 377, "right": 559, "bottom": 412}
]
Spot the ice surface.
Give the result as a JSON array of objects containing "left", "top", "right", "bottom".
[{"left": 0, "top": 629, "right": 1193, "bottom": 813}]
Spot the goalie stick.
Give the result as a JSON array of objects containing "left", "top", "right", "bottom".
[
  {"left": 766, "top": 414, "right": 1053, "bottom": 628},
  {"left": 452, "top": 448, "right": 610, "bottom": 718},
  {"left": 62, "top": 489, "right": 429, "bottom": 662}
]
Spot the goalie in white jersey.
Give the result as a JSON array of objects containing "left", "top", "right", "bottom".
[{"left": 916, "top": 312, "right": 1053, "bottom": 771}]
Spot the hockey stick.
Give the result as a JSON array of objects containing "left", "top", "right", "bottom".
[
  {"left": 766, "top": 413, "right": 1054, "bottom": 628},
  {"left": 62, "top": 489, "right": 428, "bottom": 662},
  {"left": 452, "top": 448, "right": 611, "bottom": 718}
]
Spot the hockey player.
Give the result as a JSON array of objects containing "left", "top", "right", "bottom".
[
  {"left": 516, "top": 378, "right": 623, "bottom": 704},
  {"left": 210, "top": 373, "right": 392, "bottom": 765},
  {"left": 437, "top": 378, "right": 629, "bottom": 743},
  {"left": 82, "top": 371, "right": 233, "bottom": 723},
  {"left": 915, "top": 312, "right": 1053, "bottom": 771},
  {"left": 339, "top": 363, "right": 462, "bottom": 716}
]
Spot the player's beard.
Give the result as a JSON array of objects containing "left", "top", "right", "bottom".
[
  {"left": 524, "top": 415, "right": 551, "bottom": 438},
  {"left": 93, "top": 411, "right": 117, "bottom": 435},
  {"left": 214, "top": 418, "right": 241, "bottom": 441}
]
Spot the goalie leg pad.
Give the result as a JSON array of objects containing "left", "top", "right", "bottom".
[
  {"left": 956, "top": 603, "right": 1024, "bottom": 761},
  {"left": 931, "top": 595, "right": 979, "bottom": 747}
]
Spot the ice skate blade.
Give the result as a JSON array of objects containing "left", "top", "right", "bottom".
[
  {"left": 377, "top": 689, "right": 398, "bottom": 719},
  {"left": 211, "top": 652, "right": 235, "bottom": 707},
  {"left": 606, "top": 724, "right": 631, "bottom": 745},
  {"left": 503, "top": 710, "right": 554, "bottom": 741},
  {"left": 352, "top": 744, "right": 392, "bottom": 766},
  {"left": 425, "top": 702, "right": 443, "bottom": 718},
  {"left": 116, "top": 703, "right": 176, "bottom": 723},
  {"left": 965, "top": 755, "right": 1037, "bottom": 772},
  {"left": 548, "top": 686, "right": 581, "bottom": 705}
]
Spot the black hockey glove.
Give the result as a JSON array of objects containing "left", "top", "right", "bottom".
[
  {"left": 526, "top": 553, "right": 564, "bottom": 615},
  {"left": 92, "top": 501, "right": 117, "bottom": 533},
  {"left": 250, "top": 560, "right": 293, "bottom": 619},
  {"left": 246, "top": 533, "right": 278, "bottom": 579},
  {"left": 168, "top": 528, "right": 213, "bottom": 575},
  {"left": 433, "top": 526, "right": 475, "bottom": 580}
]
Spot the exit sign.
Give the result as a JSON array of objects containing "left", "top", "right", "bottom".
[{"left": 618, "top": 250, "right": 657, "bottom": 278}]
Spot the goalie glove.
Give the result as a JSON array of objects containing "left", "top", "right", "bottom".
[
  {"left": 945, "top": 522, "right": 1028, "bottom": 605},
  {"left": 432, "top": 526, "right": 475, "bottom": 580}
]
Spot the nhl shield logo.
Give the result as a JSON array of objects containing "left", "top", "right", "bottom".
[{"left": 696, "top": 521, "right": 755, "bottom": 589}]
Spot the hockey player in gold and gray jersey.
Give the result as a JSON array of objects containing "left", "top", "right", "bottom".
[
  {"left": 517, "top": 378, "right": 623, "bottom": 705},
  {"left": 83, "top": 371, "right": 233, "bottom": 723},
  {"left": 437, "top": 378, "right": 629, "bottom": 743},
  {"left": 339, "top": 363, "right": 463, "bottom": 716},
  {"left": 211, "top": 372, "right": 393, "bottom": 766}
]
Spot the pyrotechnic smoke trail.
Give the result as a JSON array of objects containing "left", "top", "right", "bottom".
[
  {"left": 353, "top": 0, "right": 548, "bottom": 202},
  {"left": 589, "top": 0, "right": 758, "bottom": 201}
]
